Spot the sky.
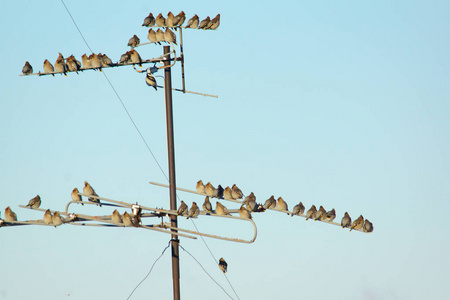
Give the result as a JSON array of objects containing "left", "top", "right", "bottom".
[{"left": 1, "top": 0, "right": 450, "bottom": 299}]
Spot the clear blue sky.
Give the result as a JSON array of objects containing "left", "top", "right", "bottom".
[{"left": 1, "top": 0, "right": 449, "bottom": 299}]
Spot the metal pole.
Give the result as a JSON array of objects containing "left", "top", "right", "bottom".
[{"left": 164, "top": 45, "right": 181, "bottom": 300}]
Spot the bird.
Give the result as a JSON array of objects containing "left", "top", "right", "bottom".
[
  {"left": 196, "top": 180, "right": 206, "bottom": 194},
  {"left": 155, "top": 13, "right": 166, "bottom": 27},
  {"left": 164, "top": 28, "right": 177, "bottom": 45},
  {"left": 223, "top": 186, "right": 233, "bottom": 200},
  {"left": 239, "top": 205, "right": 252, "bottom": 219},
  {"left": 325, "top": 208, "right": 336, "bottom": 222},
  {"left": 198, "top": 16, "right": 211, "bottom": 29},
  {"left": 205, "top": 182, "right": 216, "bottom": 198},
  {"left": 206, "top": 14, "right": 220, "bottom": 30},
  {"left": 341, "top": 212, "right": 351, "bottom": 228},
  {"left": 89, "top": 53, "right": 102, "bottom": 71},
  {"left": 52, "top": 211, "right": 64, "bottom": 227},
  {"left": 231, "top": 184, "right": 243, "bottom": 199},
  {"left": 263, "top": 196, "right": 276, "bottom": 209},
  {"left": 26, "top": 195, "right": 41, "bottom": 209},
  {"left": 142, "top": 12, "right": 155, "bottom": 27},
  {"left": 276, "top": 197, "right": 288, "bottom": 213},
  {"left": 313, "top": 205, "right": 326, "bottom": 221},
  {"left": 173, "top": 11, "right": 186, "bottom": 28},
  {"left": 54, "top": 55, "right": 68, "bottom": 76},
  {"left": 81, "top": 54, "right": 91, "bottom": 69},
  {"left": 217, "top": 185, "right": 224, "bottom": 199},
  {"left": 43, "top": 59, "right": 55, "bottom": 76},
  {"left": 101, "top": 54, "right": 113, "bottom": 67},
  {"left": 83, "top": 181, "right": 101, "bottom": 206},
  {"left": 123, "top": 212, "right": 133, "bottom": 227},
  {"left": 363, "top": 219, "right": 374, "bottom": 233},
  {"left": 66, "top": 55, "right": 81, "bottom": 73},
  {"left": 177, "top": 201, "right": 188, "bottom": 216},
  {"left": 185, "top": 14, "right": 199, "bottom": 29},
  {"left": 243, "top": 192, "right": 257, "bottom": 211},
  {"left": 187, "top": 202, "right": 200, "bottom": 219},
  {"left": 350, "top": 215, "right": 364, "bottom": 231},
  {"left": 22, "top": 61, "right": 33, "bottom": 75},
  {"left": 305, "top": 205, "right": 317, "bottom": 221},
  {"left": 128, "top": 34, "right": 140, "bottom": 48},
  {"left": 5, "top": 207, "right": 17, "bottom": 222},
  {"left": 218, "top": 258, "right": 228, "bottom": 273},
  {"left": 119, "top": 51, "right": 131, "bottom": 64},
  {"left": 43, "top": 209, "right": 52, "bottom": 225},
  {"left": 166, "top": 12, "right": 174, "bottom": 27},
  {"left": 202, "top": 196, "right": 212, "bottom": 213},
  {"left": 147, "top": 29, "right": 159, "bottom": 44},
  {"left": 155, "top": 28, "right": 166, "bottom": 43},
  {"left": 130, "top": 49, "right": 142, "bottom": 66},
  {"left": 215, "top": 202, "right": 231, "bottom": 216},
  {"left": 112, "top": 209, "right": 123, "bottom": 225},
  {"left": 291, "top": 201, "right": 305, "bottom": 217},
  {"left": 145, "top": 69, "right": 157, "bottom": 90},
  {"left": 71, "top": 188, "right": 83, "bottom": 205}
]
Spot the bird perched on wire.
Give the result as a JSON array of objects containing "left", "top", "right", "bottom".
[
  {"left": 350, "top": 215, "right": 364, "bottom": 231},
  {"left": 164, "top": 28, "right": 177, "bottom": 45},
  {"left": 101, "top": 54, "right": 113, "bottom": 67},
  {"left": 54, "top": 53, "right": 68, "bottom": 75},
  {"left": 173, "top": 11, "right": 186, "bottom": 29},
  {"left": 43, "top": 209, "right": 52, "bottom": 225},
  {"left": 263, "top": 195, "right": 276, "bottom": 209},
  {"left": 205, "top": 182, "right": 216, "bottom": 198},
  {"left": 239, "top": 205, "right": 252, "bottom": 219},
  {"left": 83, "top": 181, "right": 101, "bottom": 206},
  {"left": 26, "top": 195, "right": 41, "bottom": 209},
  {"left": 243, "top": 192, "right": 257, "bottom": 211},
  {"left": 147, "top": 29, "right": 159, "bottom": 44},
  {"left": 155, "top": 28, "right": 166, "bottom": 44},
  {"left": 185, "top": 14, "right": 199, "bottom": 29},
  {"left": 363, "top": 219, "right": 373, "bottom": 233},
  {"left": 81, "top": 54, "right": 91, "bottom": 69},
  {"left": 89, "top": 53, "right": 102, "bottom": 71},
  {"left": 43, "top": 59, "right": 55, "bottom": 76},
  {"left": 276, "top": 197, "right": 289, "bottom": 214},
  {"left": 215, "top": 201, "right": 231, "bottom": 216},
  {"left": 119, "top": 51, "right": 131, "bottom": 64},
  {"left": 5, "top": 207, "right": 17, "bottom": 222},
  {"left": 130, "top": 49, "right": 142, "bottom": 66},
  {"left": 66, "top": 55, "right": 81, "bottom": 73},
  {"left": 218, "top": 258, "right": 228, "bottom": 273},
  {"left": 142, "top": 12, "right": 155, "bottom": 27},
  {"left": 231, "top": 184, "right": 243, "bottom": 199},
  {"left": 216, "top": 184, "right": 224, "bottom": 199},
  {"left": 145, "top": 68, "right": 157, "bottom": 90},
  {"left": 223, "top": 186, "right": 233, "bottom": 200},
  {"left": 305, "top": 205, "right": 317, "bottom": 221},
  {"left": 341, "top": 212, "right": 351, "bottom": 228},
  {"left": 166, "top": 12, "right": 174, "bottom": 28},
  {"left": 112, "top": 209, "right": 123, "bottom": 225},
  {"left": 155, "top": 13, "right": 166, "bottom": 27},
  {"left": 71, "top": 188, "right": 83, "bottom": 205},
  {"left": 52, "top": 211, "right": 64, "bottom": 227},
  {"left": 314, "top": 205, "right": 326, "bottom": 221},
  {"left": 22, "top": 61, "right": 33, "bottom": 75},
  {"left": 196, "top": 180, "right": 206, "bottom": 194},
  {"left": 198, "top": 16, "right": 210, "bottom": 29},
  {"left": 187, "top": 202, "right": 200, "bottom": 219},
  {"left": 291, "top": 201, "right": 305, "bottom": 217},
  {"left": 202, "top": 196, "right": 212, "bottom": 213},
  {"left": 177, "top": 201, "right": 188, "bottom": 216},
  {"left": 325, "top": 208, "right": 336, "bottom": 222},
  {"left": 206, "top": 14, "right": 220, "bottom": 30},
  {"left": 128, "top": 34, "right": 140, "bottom": 48},
  {"left": 122, "top": 211, "right": 133, "bottom": 227}
]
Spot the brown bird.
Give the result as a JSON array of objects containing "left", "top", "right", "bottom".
[
  {"left": 305, "top": 205, "right": 317, "bottom": 221},
  {"left": 22, "top": 61, "right": 33, "bottom": 75},
  {"left": 186, "top": 202, "right": 200, "bottom": 219},
  {"left": 66, "top": 55, "right": 81, "bottom": 73},
  {"left": 263, "top": 195, "right": 276, "bottom": 209},
  {"left": 71, "top": 188, "right": 83, "bottom": 205},
  {"left": 215, "top": 201, "right": 231, "bottom": 216},
  {"left": 231, "top": 184, "right": 243, "bottom": 199},
  {"left": 196, "top": 180, "right": 206, "bottom": 194},
  {"left": 123, "top": 211, "right": 133, "bottom": 227},
  {"left": 83, "top": 181, "right": 101, "bottom": 206},
  {"left": 313, "top": 205, "right": 326, "bottom": 221},
  {"left": 147, "top": 28, "right": 159, "bottom": 44},
  {"left": 223, "top": 186, "right": 233, "bottom": 200},
  {"left": 54, "top": 54, "right": 68, "bottom": 75},
  {"left": 203, "top": 196, "right": 212, "bottom": 213},
  {"left": 155, "top": 13, "right": 166, "bottom": 27},
  {"left": 43, "top": 59, "right": 55, "bottom": 76},
  {"left": 128, "top": 34, "right": 140, "bottom": 48},
  {"left": 164, "top": 28, "right": 177, "bottom": 45},
  {"left": 173, "top": 11, "right": 186, "bottom": 28},
  {"left": 43, "top": 209, "right": 53, "bottom": 225},
  {"left": 119, "top": 51, "right": 131, "bottom": 64},
  {"left": 218, "top": 257, "right": 228, "bottom": 273},
  {"left": 363, "top": 219, "right": 374, "bottom": 233},
  {"left": 52, "top": 211, "right": 64, "bottom": 227},
  {"left": 243, "top": 192, "right": 257, "bottom": 211},
  {"left": 341, "top": 212, "right": 351, "bottom": 228},
  {"left": 81, "top": 54, "right": 91, "bottom": 69},
  {"left": 101, "top": 54, "right": 113, "bottom": 67},
  {"left": 5, "top": 206, "right": 17, "bottom": 222},
  {"left": 142, "top": 12, "right": 155, "bottom": 27},
  {"left": 111, "top": 209, "right": 123, "bottom": 225},
  {"left": 89, "top": 53, "right": 102, "bottom": 71},
  {"left": 166, "top": 12, "right": 174, "bottom": 27},
  {"left": 26, "top": 195, "right": 41, "bottom": 209},
  {"left": 325, "top": 208, "right": 336, "bottom": 222},
  {"left": 206, "top": 14, "right": 220, "bottom": 30},
  {"left": 185, "top": 14, "right": 199, "bottom": 29},
  {"left": 155, "top": 28, "right": 165, "bottom": 43},
  {"left": 350, "top": 215, "right": 364, "bottom": 231},
  {"left": 130, "top": 49, "right": 142, "bottom": 66},
  {"left": 239, "top": 205, "right": 252, "bottom": 219},
  {"left": 198, "top": 16, "right": 210, "bottom": 29},
  {"left": 276, "top": 197, "right": 288, "bottom": 213},
  {"left": 177, "top": 201, "right": 188, "bottom": 216},
  {"left": 205, "top": 182, "right": 216, "bottom": 198},
  {"left": 291, "top": 202, "right": 305, "bottom": 217}
]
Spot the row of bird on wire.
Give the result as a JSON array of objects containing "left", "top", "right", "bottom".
[
  {"left": 192, "top": 180, "right": 374, "bottom": 233},
  {"left": 142, "top": 12, "right": 220, "bottom": 31}
]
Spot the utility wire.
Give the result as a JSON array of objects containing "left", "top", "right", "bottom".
[
  {"left": 127, "top": 241, "right": 171, "bottom": 299},
  {"left": 179, "top": 244, "right": 235, "bottom": 300}
]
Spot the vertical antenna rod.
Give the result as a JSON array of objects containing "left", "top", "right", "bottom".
[
  {"left": 164, "top": 45, "right": 181, "bottom": 300},
  {"left": 179, "top": 28, "right": 186, "bottom": 93}
]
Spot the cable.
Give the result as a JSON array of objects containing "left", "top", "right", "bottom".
[
  {"left": 127, "top": 241, "right": 171, "bottom": 299},
  {"left": 179, "top": 244, "right": 235, "bottom": 300}
]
